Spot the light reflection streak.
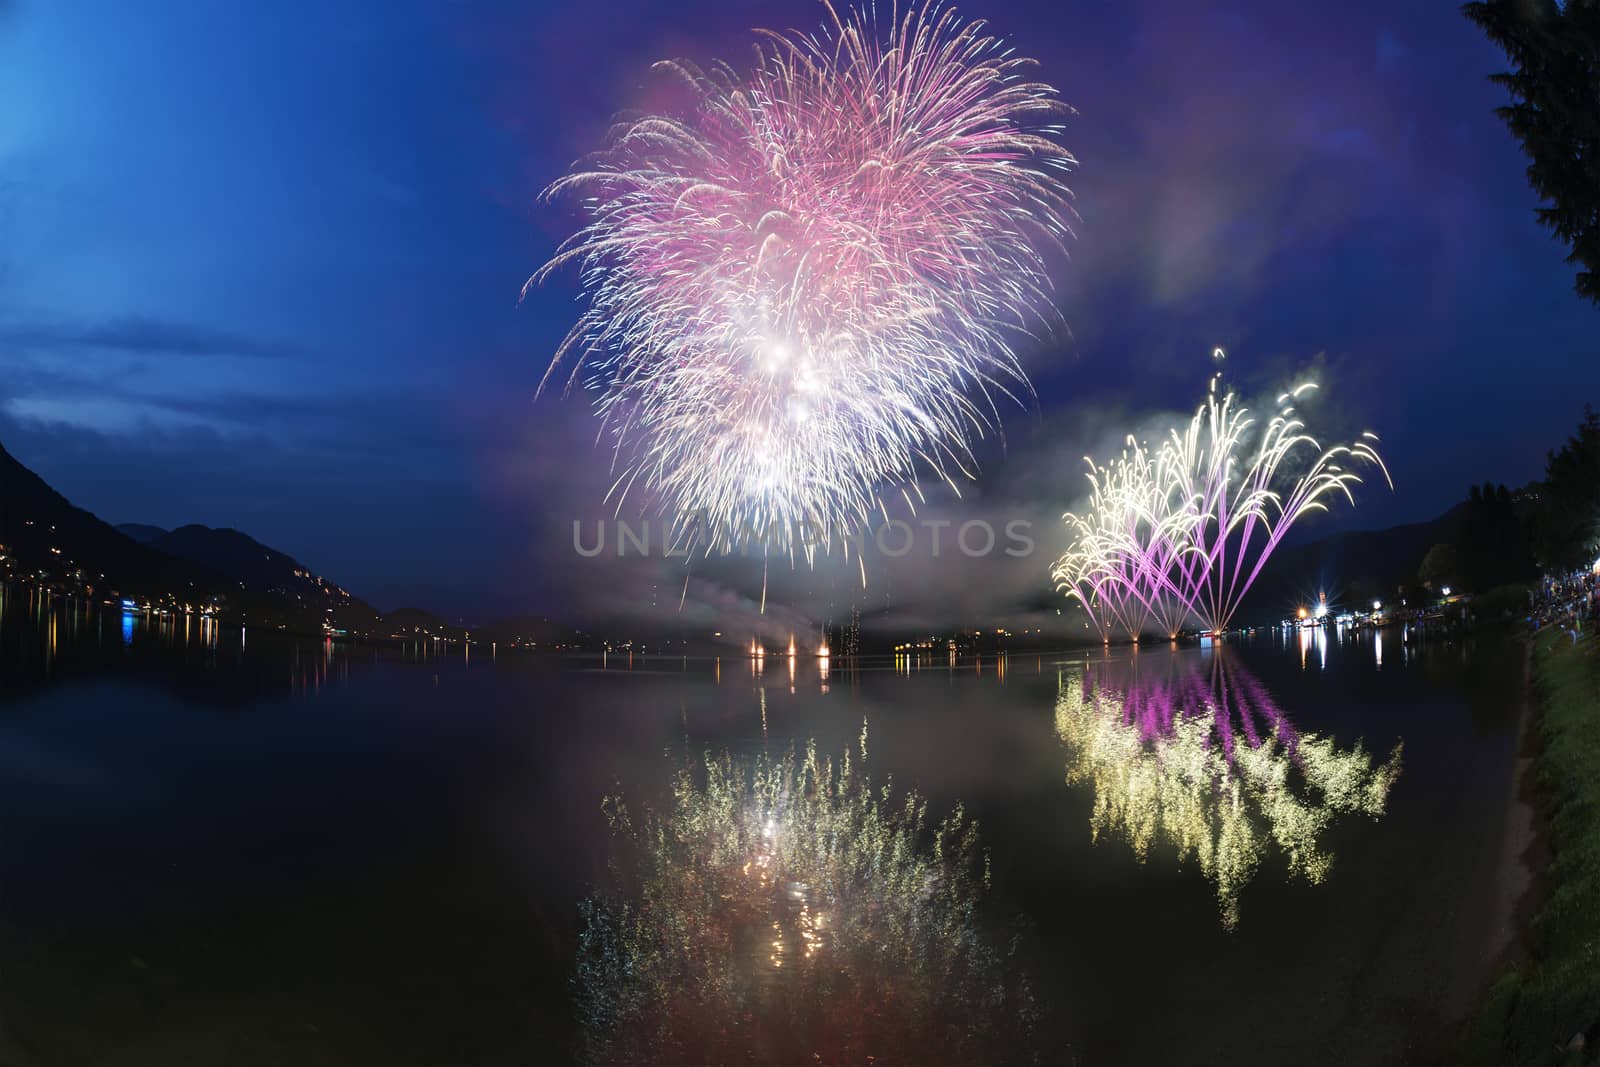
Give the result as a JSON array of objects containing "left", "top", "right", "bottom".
[
  {"left": 1296, "top": 625, "right": 1328, "bottom": 671},
  {"left": 1055, "top": 650, "right": 1402, "bottom": 927},
  {"left": 1, "top": 590, "right": 345, "bottom": 702},
  {"left": 575, "top": 724, "right": 1035, "bottom": 1064}
]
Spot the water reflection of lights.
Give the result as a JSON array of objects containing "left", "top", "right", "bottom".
[
  {"left": 1294, "top": 624, "right": 1331, "bottom": 670},
  {"left": 576, "top": 726, "right": 1035, "bottom": 1063},
  {"left": 6, "top": 593, "right": 345, "bottom": 699},
  {"left": 1055, "top": 651, "right": 1402, "bottom": 928}
]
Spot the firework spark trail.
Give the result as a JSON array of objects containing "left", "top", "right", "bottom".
[
  {"left": 1053, "top": 438, "right": 1203, "bottom": 639},
  {"left": 1052, "top": 376, "right": 1392, "bottom": 639},
  {"left": 532, "top": 2, "right": 1075, "bottom": 564},
  {"left": 1166, "top": 378, "right": 1393, "bottom": 632}
]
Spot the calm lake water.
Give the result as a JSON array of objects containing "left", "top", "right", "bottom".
[{"left": 0, "top": 586, "right": 1525, "bottom": 1065}]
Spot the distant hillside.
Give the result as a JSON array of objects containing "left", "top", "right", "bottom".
[
  {"left": 145, "top": 524, "right": 379, "bottom": 622},
  {"left": 381, "top": 606, "right": 460, "bottom": 638},
  {"left": 2, "top": 441, "right": 379, "bottom": 633},
  {"left": 1, "top": 440, "right": 223, "bottom": 601},
  {"left": 115, "top": 523, "right": 168, "bottom": 544},
  {"left": 5, "top": 441, "right": 601, "bottom": 644},
  {"left": 1231, "top": 505, "right": 1464, "bottom": 623}
]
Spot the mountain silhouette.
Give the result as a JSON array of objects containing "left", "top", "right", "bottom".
[
  {"left": 114, "top": 522, "right": 168, "bottom": 544},
  {"left": 140, "top": 524, "right": 378, "bottom": 620},
  {"left": 2, "top": 439, "right": 219, "bottom": 601},
  {"left": 2, "top": 440, "right": 379, "bottom": 632}
]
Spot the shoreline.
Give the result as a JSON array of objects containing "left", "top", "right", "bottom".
[
  {"left": 1436, "top": 632, "right": 1548, "bottom": 1047},
  {"left": 1457, "top": 628, "right": 1600, "bottom": 1063},
  {"left": 1485, "top": 636, "right": 1547, "bottom": 971}
]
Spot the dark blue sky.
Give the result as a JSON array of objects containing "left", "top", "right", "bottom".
[{"left": 1, "top": 0, "right": 1595, "bottom": 625}]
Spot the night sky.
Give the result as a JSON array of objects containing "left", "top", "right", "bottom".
[{"left": 2, "top": 0, "right": 1596, "bottom": 630}]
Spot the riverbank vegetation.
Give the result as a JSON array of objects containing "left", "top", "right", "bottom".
[
  {"left": 1461, "top": 629, "right": 1600, "bottom": 1063},
  {"left": 1415, "top": 407, "right": 1598, "bottom": 604}
]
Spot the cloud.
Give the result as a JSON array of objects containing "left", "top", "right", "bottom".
[
  {"left": 1052, "top": 3, "right": 1450, "bottom": 335},
  {"left": 0, "top": 315, "right": 299, "bottom": 359},
  {"left": 1376, "top": 29, "right": 1410, "bottom": 71}
]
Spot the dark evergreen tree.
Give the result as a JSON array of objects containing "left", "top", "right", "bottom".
[
  {"left": 1529, "top": 405, "right": 1600, "bottom": 570},
  {"left": 1465, "top": 0, "right": 1600, "bottom": 304},
  {"left": 1460, "top": 481, "right": 1538, "bottom": 588}
]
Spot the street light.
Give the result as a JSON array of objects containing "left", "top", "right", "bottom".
[
  {"left": 1372, "top": 600, "right": 1382, "bottom": 611},
  {"left": 1442, "top": 586, "right": 1451, "bottom": 597}
]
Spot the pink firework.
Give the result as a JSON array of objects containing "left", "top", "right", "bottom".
[
  {"left": 531, "top": 2, "right": 1075, "bottom": 560},
  {"left": 1053, "top": 377, "right": 1393, "bottom": 639}
]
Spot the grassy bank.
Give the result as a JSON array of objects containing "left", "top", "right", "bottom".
[{"left": 1461, "top": 629, "right": 1600, "bottom": 1064}]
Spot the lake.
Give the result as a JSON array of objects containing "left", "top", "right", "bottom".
[{"left": 0, "top": 586, "right": 1526, "bottom": 1065}]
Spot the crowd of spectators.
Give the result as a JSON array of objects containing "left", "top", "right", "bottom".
[{"left": 1533, "top": 567, "right": 1600, "bottom": 643}]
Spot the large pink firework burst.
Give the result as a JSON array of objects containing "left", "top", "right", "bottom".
[{"left": 531, "top": 2, "right": 1075, "bottom": 561}]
